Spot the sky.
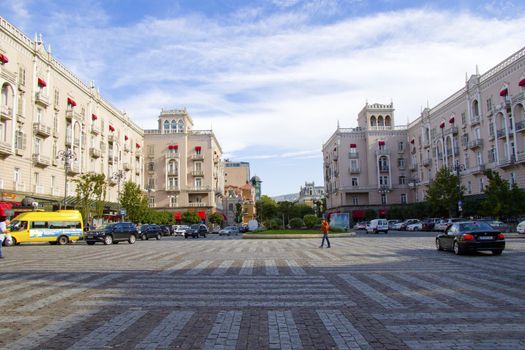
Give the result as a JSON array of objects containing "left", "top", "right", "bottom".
[{"left": 2, "top": 1, "right": 525, "bottom": 196}]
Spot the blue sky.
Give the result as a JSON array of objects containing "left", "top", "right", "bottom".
[{"left": 2, "top": 1, "right": 525, "bottom": 196}]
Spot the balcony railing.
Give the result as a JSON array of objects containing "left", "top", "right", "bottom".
[
  {"left": 14, "top": 182, "right": 26, "bottom": 192},
  {"left": 33, "top": 185, "right": 44, "bottom": 194},
  {"left": 444, "top": 126, "right": 458, "bottom": 136},
  {"left": 498, "top": 156, "right": 516, "bottom": 168},
  {"left": 516, "top": 120, "right": 525, "bottom": 132},
  {"left": 67, "top": 164, "right": 81, "bottom": 175},
  {"left": 349, "top": 167, "right": 360, "bottom": 174},
  {"left": 32, "top": 153, "right": 50, "bottom": 167},
  {"left": 89, "top": 148, "right": 101, "bottom": 158},
  {"left": 35, "top": 92, "right": 50, "bottom": 107},
  {"left": 409, "top": 163, "right": 418, "bottom": 171},
  {"left": 0, "top": 141, "right": 12, "bottom": 156},
  {"left": 166, "top": 185, "right": 180, "bottom": 192},
  {"left": 423, "top": 140, "right": 430, "bottom": 148},
  {"left": 166, "top": 151, "right": 179, "bottom": 159},
  {"left": 187, "top": 186, "right": 211, "bottom": 192},
  {"left": 517, "top": 152, "right": 525, "bottom": 164},
  {"left": 422, "top": 158, "right": 432, "bottom": 167},
  {"left": 33, "top": 123, "right": 52, "bottom": 137},
  {"left": 167, "top": 170, "right": 178, "bottom": 176},
  {"left": 188, "top": 202, "right": 206, "bottom": 207},
  {"left": 65, "top": 109, "right": 82, "bottom": 121},
  {"left": 472, "top": 164, "right": 486, "bottom": 175},
  {"left": 470, "top": 115, "right": 481, "bottom": 126},
  {"left": 191, "top": 170, "right": 204, "bottom": 176},
  {"left": 90, "top": 124, "right": 100, "bottom": 135},
  {"left": 0, "top": 105, "right": 12, "bottom": 119},
  {"left": 497, "top": 128, "right": 506, "bottom": 138},
  {"left": 375, "top": 149, "right": 389, "bottom": 156},
  {"left": 379, "top": 166, "right": 389, "bottom": 173},
  {"left": 348, "top": 152, "right": 359, "bottom": 159},
  {"left": 123, "top": 162, "right": 131, "bottom": 171},
  {"left": 468, "top": 139, "right": 483, "bottom": 149},
  {"left": 191, "top": 153, "right": 204, "bottom": 160}
]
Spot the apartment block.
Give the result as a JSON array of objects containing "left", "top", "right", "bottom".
[
  {"left": 324, "top": 47, "right": 525, "bottom": 218},
  {"left": 143, "top": 109, "right": 224, "bottom": 220},
  {"left": 0, "top": 17, "right": 143, "bottom": 209}
]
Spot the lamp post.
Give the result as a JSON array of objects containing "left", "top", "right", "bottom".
[
  {"left": 112, "top": 170, "right": 125, "bottom": 221},
  {"left": 453, "top": 159, "right": 465, "bottom": 217},
  {"left": 57, "top": 149, "right": 77, "bottom": 210}
]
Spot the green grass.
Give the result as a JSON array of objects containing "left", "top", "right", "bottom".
[{"left": 245, "top": 230, "right": 322, "bottom": 234}]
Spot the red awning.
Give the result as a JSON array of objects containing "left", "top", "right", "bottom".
[
  {"left": 0, "top": 54, "right": 8, "bottom": 64},
  {"left": 410, "top": 138, "right": 415, "bottom": 144},
  {"left": 173, "top": 211, "right": 181, "bottom": 220},
  {"left": 378, "top": 209, "right": 388, "bottom": 217},
  {"left": 37, "top": 78, "right": 47, "bottom": 87},
  {"left": 124, "top": 135, "right": 128, "bottom": 141},
  {"left": 378, "top": 140, "right": 385, "bottom": 146},
  {"left": 91, "top": 114, "right": 98, "bottom": 120},
  {"left": 499, "top": 88, "right": 508, "bottom": 97},
  {"left": 449, "top": 116, "right": 455, "bottom": 124},
  {"left": 197, "top": 211, "right": 206, "bottom": 220},
  {"left": 352, "top": 210, "right": 364, "bottom": 219},
  {"left": 439, "top": 121, "right": 445, "bottom": 129},
  {"left": 519, "top": 78, "right": 525, "bottom": 87},
  {"left": 350, "top": 144, "right": 357, "bottom": 148},
  {"left": 109, "top": 125, "right": 115, "bottom": 132},
  {"left": 67, "top": 97, "right": 77, "bottom": 107},
  {"left": 136, "top": 143, "right": 141, "bottom": 148},
  {"left": 195, "top": 146, "right": 201, "bottom": 152}
]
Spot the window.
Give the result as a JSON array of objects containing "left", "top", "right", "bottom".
[
  {"left": 171, "top": 120, "right": 177, "bottom": 132},
  {"left": 0, "top": 121, "right": 4, "bottom": 142},
  {"left": 148, "top": 162, "right": 154, "bottom": 171},
  {"left": 479, "top": 178, "right": 484, "bottom": 192},
  {"left": 352, "top": 196, "right": 358, "bottom": 205},
  {"left": 163, "top": 120, "right": 170, "bottom": 131},
  {"left": 380, "top": 176, "right": 389, "bottom": 186},
  {"left": 14, "top": 167, "right": 21, "bottom": 183},
  {"left": 350, "top": 159, "right": 358, "bottom": 170},
  {"left": 398, "top": 141, "right": 404, "bottom": 152},
  {"left": 51, "top": 175, "right": 56, "bottom": 188},
  {"left": 474, "top": 127, "right": 481, "bottom": 140},
  {"left": 178, "top": 120, "right": 184, "bottom": 132},
  {"left": 401, "top": 193, "right": 407, "bottom": 204},
  {"left": 168, "top": 160, "right": 177, "bottom": 173},
  {"left": 489, "top": 147, "right": 496, "bottom": 163},
  {"left": 399, "top": 176, "right": 406, "bottom": 185},
  {"left": 148, "top": 197, "right": 155, "bottom": 208},
  {"left": 19, "top": 66, "right": 26, "bottom": 86},
  {"left": 195, "top": 162, "right": 202, "bottom": 172},
  {"left": 489, "top": 122, "right": 495, "bottom": 138},
  {"left": 467, "top": 181, "right": 472, "bottom": 194},
  {"left": 170, "top": 196, "right": 177, "bottom": 207},
  {"left": 54, "top": 89, "right": 59, "bottom": 107},
  {"left": 476, "top": 152, "right": 482, "bottom": 165},
  {"left": 510, "top": 172, "right": 516, "bottom": 187},
  {"left": 486, "top": 98, "right": 492, "bottom": 113},
  {"left": 168, "top": 177, "right": 178, "bottom": 189},
  {"left": 398, "top": 158, "right": 405, "bottom": 168},
  {"left": 351, "top": 177, "right": 358, "bottom": 186},
  {"left": 148, "top": 178, "right": 155, "bottom": 189},
  {"left": 381, "top": 193, "right": 387, "bottom": 205},
  {"left": 461, "top": 112, "right": 466, "bottom": 124},
  {"left": 195, "top": 177, "right": 202, "bottom": 188},
  {"left": 34, "top": 172, "right": 39, "bottom": 186},
  {"left": 31, "top": 221, "right": 47, "bottom": 229}
]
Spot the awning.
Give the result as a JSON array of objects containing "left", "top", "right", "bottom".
[
  {"left": 195, "top": 146, "right": 201, "bottom": 152},
  {"left": 67, "top": 97, "right": 77, "bottom": 107},
  {"left": 109, "top": 125, "right": 115, "bottom": 132},
  {"left": 350, "top": 143, "right": 357, "bottom": 148},
  {"left": 499, "top": 83, "right": 509, "bottom": 97},
  {"left": 439, "top": 120, "right": 445, "bottom": 129},
  {"left": 124, "top": 135, "right": 128, "bottom": 141},
  {"left": 173, "top": 211, "right": 181, "bottom": 220},
  {"left": 378, "top": 209, "right": 388, "bottom": 217},
  {"left": 91, "top": 114, "right": 98, "bottom": 120},
  {"left": 136, "top": 143, "right": 141, "bottom": 149},
  {"left": 519, "top": 78, "right": 525, "bottom": 87},
  {"left": 197, "top": 211, "right": 206, "bottom": 220},
  {"left": 352, "top": 210, "right": 364, "bottom": 219},
  {"left": 378, "top": 140, "right": 385, "bottom": 146},
  {"left": 0, "top": 53, "right": 8, "bottom": 64},
  {"left": 448, "top": 115, "right": 455, "bottom": 124},
  {"left": 38, "top": 78, "right": 47, "bottom": 87},
  {"left": 410, "top": 138, "right": 415, "bottom": 144}
]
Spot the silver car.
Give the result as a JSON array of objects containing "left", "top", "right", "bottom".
[
  {"left": 219, "top": 226, "right": 240, "bottom": 236},
  {"left": 173, "top": 225, "right": 190, "bottom": 237}
]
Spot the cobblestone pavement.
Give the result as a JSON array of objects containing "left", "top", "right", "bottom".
[{"left": 0, "top": 234, "right": 524, "bottom": 349}]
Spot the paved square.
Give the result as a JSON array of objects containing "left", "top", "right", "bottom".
[{"left": 1, "top": 233, "right": 524, "bottom": 349}]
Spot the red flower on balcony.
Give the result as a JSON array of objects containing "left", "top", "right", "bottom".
[
  {"left": 109, "top": 125, "right": 115, "bottom": 132},
  {"left": 0, "top": 53, "right": 8, "bottom": 64},
  {"left": 37, "top": 78, "right": 47, "bottom": 87},
  {"left": 67, "top": 97, "right": 77, "bottom": 107},
  {"left": 378, "top": 140, "right": 385, "bottom": 146},
  {"left": 195, "top": 146, "right": 202, "bottom": 152}
]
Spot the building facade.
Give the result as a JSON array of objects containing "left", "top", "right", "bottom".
[
  {"left": 324, "top": 47, "right": 525, "bottom": 218},
  {"left": 143, "top": 109, "right": 224, "bottom": 220},
  {"left": 223, "top": 161, "right": 256, "bottom": 224},
  {"left": 297, "top": 181, "right": 325, "bottom": 207},
  {"left": 0, "top": 17, "right": 143, "bottom": 210}
]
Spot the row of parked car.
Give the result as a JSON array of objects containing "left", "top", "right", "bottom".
[{"left": 354, "top": 218, "right": 519, "bottom": 233}]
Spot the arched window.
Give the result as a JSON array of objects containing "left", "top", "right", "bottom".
[
  {"left": 164, "top": 120, "right": 170, "bottom": 131},
  {"left": 171, "top": 120, "right": 177, "bottom": 132},
  {"left": 178, "top": 120, "right": 184, "bottom": 132},
  {"left": 472, "top": 100, "right": 480, "bottom": 117},
  {"left": 1, "top": 84, "right": 8, "bottom": 105},
  {"left": 384, "top": 115, "right": 391, "bottom": 126},
  {"left": 370, "top": 116, "right": 376, "bottom": 127},
  {"left": 377, "top": 115, "right": 384, "bottom": 127},
  {"left": 168, "top": 160, "right": 178, "bottom": 173}
]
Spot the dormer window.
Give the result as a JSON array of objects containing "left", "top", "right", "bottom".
[{"left": 164, "top": 120, "right": 170, "bottom": 132}]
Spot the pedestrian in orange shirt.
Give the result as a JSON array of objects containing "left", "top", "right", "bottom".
[{"left": 320, "top": 219, "right": 331, "bottom": 248}]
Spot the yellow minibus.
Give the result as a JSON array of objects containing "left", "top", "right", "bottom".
[{"left": 8, "top": 210, "right": 84, "bottom": 245}]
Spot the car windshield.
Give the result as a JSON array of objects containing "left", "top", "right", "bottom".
[
  {"left": 458, "top": 222, "right": 494, "bottom": 232},
  {"left": 190, "top": 224, "right": 200, "bottom": 229},
  {"left": 96, "top": 224, "right": 114, "bottom": 230}
]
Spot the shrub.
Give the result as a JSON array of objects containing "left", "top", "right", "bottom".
[
  {"left": 289, "top": 217, "right": 305, "bottom": 229},
  {"left": 303, "top": 214, "right": 319, "bottom": 228},
  {"left": 268, "top": 218, "right": 282, "bottom": 230},
  {"left": 329, "top": 227, "right": 346, "bottom": 233}
]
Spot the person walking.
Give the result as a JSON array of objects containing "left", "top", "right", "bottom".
[
  {"left": 0, "top": 216, "right": 7, "bottom": 259},
  {"left": 320, "top": 219, "right": 331, "bottom": 248}
]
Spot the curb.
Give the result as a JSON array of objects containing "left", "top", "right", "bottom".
[{"left": 242, "top": 232, "right": 356, "bottom": 239}]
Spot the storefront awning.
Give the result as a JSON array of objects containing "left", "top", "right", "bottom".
[{"left": 197, "top": 211, "right": 206, "bottom": 220}]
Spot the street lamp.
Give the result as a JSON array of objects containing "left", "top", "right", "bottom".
[
  {"left": 57, "top": 148, "right": 77, "bottom": 210},
  {"left": 112, "top": 170, "right": 125, "bottom": 220},
  {"left": 378, "top": 185, "right": 390, "bottom": 217},
  {"left": 453, "top": 159, "right": 465, "bottom": 217}
]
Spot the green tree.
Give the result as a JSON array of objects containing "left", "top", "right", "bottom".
[
  {"left": 289, "top": 217, "right": 304, "bottom": 229},
  {"left": 256, "top": 195, "right": 278, "bottom": 222},
  {"left": 73, "top": 172, "right": 107, "bottom": 225},
  {"left": 120, "top": 181, "right": 148, "bottom": 223},
  {"left": 182, "top": 211, "right": 200, "bottom": 224},
  {"left": 425, "top": 166, "right": 463, "bottom": 217},
  {"left": 277, "top": 201, "right": 294, "bottom": 227},
  {"left": 303, "top": 214, "right": 319, "bottom": 228},
  {"left": 235, "top": 203, "right": 243, "bottom": 223},
  {"left": 290, "top": 204, "right": 315, "bottom": 219},
  {"left": 482, "top": 169, "right": 525, "bottom": 218},
  {"left": 209, "top": 213, "right": 224, "bottom": 226}
]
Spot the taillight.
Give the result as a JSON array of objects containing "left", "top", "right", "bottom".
[
  {"left": 463, "top": 234, "right": 474, "bottom": 240},
  {"left": 497, "top": 233, "right": 505, "bottom": 239}
]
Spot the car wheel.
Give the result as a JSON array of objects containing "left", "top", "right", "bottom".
[
  {"left": 453, "top": 241, "right": 463, "bottom": 255},
  {"left": 435, "top": 238, "right": 443, "bottom": 251},
  {"left": 128, "top": 235, "right": 136, "bottom": 244},
  {"left": 57, "top": 235, "right": 68, "bottom": 246},
  {"left": 492, "top": 249, "right": 503, "bottom": 255},
  {"left": 104, "top": 235, "right": 113, "bottom": 245},
  {"left": 156, "top": 234, "right": 161, "bottom": 240},
  {"left": 9, "top": 237, "right": 18, "bottom": 246},
  {"left": 145, "top": 235, "right": 149, "bottom": 240},
  {"left": 87, "top": 241, "right": 95, "bottom": 245}
]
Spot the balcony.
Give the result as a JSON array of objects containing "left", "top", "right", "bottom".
[
  {"left": 166, "top": 151, "right": 179, "bottom": 159},
  {"left": 188, "top": 202, "right": 206, "bottom": 207},
  {"left": 191, "top": 153, "right": 204, "bottom": 160},
  {"left": 498, "top": 156, "right": 516, "bottom": 168},
  {"left": 67, "top": 164, "right": 81, "bottom": 175},
  {"left": 0, "top": 105, "right": 12, "bottom": 120},
  {"left": 0, "top": 141, "right": 12, "bottom": 156},
  {"left": 167, "top": 170, "right": 178, "bottom": 176},
  {"left": 32, "top": 153, "right": 51, "bottom": 167},
  {"left": 349, "top": 167, "right": 360, "bottom": 174},
  {"left": 107, "top": 134, "right": 114, "bottom": 143},
  {"left": 108, "top": 178, "right": 117, "bottom": 186},
  {"left": 166, "top": 185, "right": 180, "bottom": 192},
  {"left": 14, "top": 182, "right": 26, "bottom": 192},
  {"left": 423, "top": 139, "right": 430, "bottom": 148},
  {"left": 65, "top": 135, "right": 73, "bottom": 146},
  {"left": 398, "top": 164, "right": 406, "bottom": 170},
  {"left": 379, "top": 166, "right": 389, "bottom": 173},
  {"left": 191, "top": 170, "right": 204, "bottom": 176},
  {"left": 65, "top": 109, "right": 82, "bottom": 121},
  {"left": 108, "top": 155, "right": 114, "bottom": 164},
  {"left": 497, "top": 128, "right": 506, "bottom": 138},
  {"left": 516, "top": 120, "right": 525, "bottom": 133},
  {"left": 90, "top": 124, "right": 100, "bottom": 135},
  {"left": 445, "top": 147, "right": 459, "bottom": 156},
  {"left": 35, "top": 92, "right": 50, "bottom": 107},
  {"left": 33, "top": 185, "right": 44, "bottom": 194},
  {"left": 397, "top": 148, "right": 405, "bottom": 154},
  {"left": 187, "top": 186, "right": 211, "bottom": 192},
  {"left": 470, "top": 115, "right": 481, "bottom": 126},
  {"left": 444, "top": 126, "right": 458, "bottom": 136},
  {"left": 123, "top": 162, "right": 131, "bottom": 171},
  {"left": 89, "top": 147, "right": 101, "bottom": 158},
  {"left": 468, "top": 139, "right": 483, "bottom": 149},
  {"left": 472, "top": 164, "right": 486, "bottom": 175},
  {"left": 33, "top": 123, "right": 52, "bottom": 138},
  {"left": 422, "top": 158, "right": 432, "bottom": 167},
  {"left": 376, "top": 149, "right": 389, "bottom": 156},
  {"left": 124, "top": 144, "right": 130, "bottom": 152},
  {"left": 516, "top": 152, "right": 525, "bottom": 164},
  {"left": 348, "top": 152, "right": 359, "bottom": 159},
  {"left": 135, "top": 150, "right": 142, "bottom": 158},
  {"left": 409, "top": 163, "right": 418, "bottom": 171}
]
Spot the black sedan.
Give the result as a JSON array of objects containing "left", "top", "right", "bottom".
[
  {"left": 140, "top": 224, "right": 162, "bottom": 240},
  {"left": 435, "top": 221, "right": 505, "bottom": 255}
]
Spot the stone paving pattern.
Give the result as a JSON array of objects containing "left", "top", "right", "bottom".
[{"left": 0, "top": 234, "right": 524, "bottom": 349}]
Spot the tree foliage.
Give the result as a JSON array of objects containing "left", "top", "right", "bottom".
[
  {"left": 425, "top": 167, "right": 463, "bottom": 217},
  {"left": 181, "top": 211, "right": 201, "bottom": 224},
  {"left": 120, "top": 181, "right": 148, "bottom": 223},
  {"left": 303, "top": 214, "right": 319, "bottom": 228},
  {"left": 73, "top": 172, "right": 107, "bottom": 224},
  {"left": 209, "top": 213, "right": 224, "bottom": 226},
  {"left": 235, "top": 203, "right": 243, "bottom": 223},
  {"left": 288, "top": 217, "right": 304, "bottom": 229},
  {"left": 482, "top": 169, "right": 525, "bottom": 218},
  {"left": 255, "top": 195, "right": 278, "bottom": 222}
]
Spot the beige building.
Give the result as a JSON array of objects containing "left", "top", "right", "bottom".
[
  {"left": 297, "top": 181, "right": 325, "bottom": 207},
  {"left": 143, "top": 109, "right": 224, "bottom": 221},
  {"left": 0, "top": 17, "right": 143, "bottom": 210},
  {"left": 324, "top": 46, "right": 525, "bottom": 218},
  {"left": 223, "top": 161, "right": 256, "bottom": 224}
]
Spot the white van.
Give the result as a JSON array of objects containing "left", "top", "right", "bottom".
[{"left": 366, "top": 219, "right": 389, "bottom": 234}]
